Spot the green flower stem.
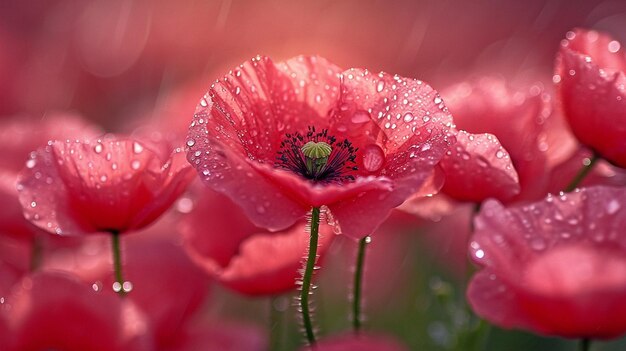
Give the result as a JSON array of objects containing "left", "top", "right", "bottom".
[
  {"left": 580, "top": 338, "right": 591, "bottom": 351},
  {"left": 352, "top": 236, "right": 369, "bottom": 332},
  {"left": 300, "top": 207, "right": 320, "bottom": 345},
  {"left": 111, "top": 230, "right": 126, "bottom": 297},
  {"left": 565, "top": 153, "right": 600, "bottom": 192}
]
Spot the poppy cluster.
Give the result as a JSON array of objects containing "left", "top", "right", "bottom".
[{"left": 1, "top": 15, "right": 626, "bottom": 351}]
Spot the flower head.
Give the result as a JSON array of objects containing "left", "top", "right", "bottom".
[
  {"left": 17, "top": 135, "right": 195, "bottom": 236},
  {"left": 468, "top": 186, "right": 626, "bottom": 339},
  {"left": 556, "top": 28, "right": 626, "bottom": 167},
  {"left": 186, "top": 56, "right": 454, "bottom": 239}
]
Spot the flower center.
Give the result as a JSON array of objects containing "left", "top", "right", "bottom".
[{"left": 276, "top": 126, "right": 358, "bottom": 183}]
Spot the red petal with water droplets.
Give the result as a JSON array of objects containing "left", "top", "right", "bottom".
[
  {"left": 17, "top": 136, "right": 194, "bottom": 236},
  {"left": 181, "top": 187, "right": 335, "bottom": 296},
  {"left": 442, "top": 77, "right": 549, "bottom": 202},
  {"left": 187, "top": 56, "right": 453, "bottom": 239},
  {"left": 440, "top": 131, "right": 519, "bottom": 202},
  {"left": 556, "top": 28, "right": 626, "bottom": 167},
  {"left": 468, "top": 186, "right": 626, "bottom": 339}
]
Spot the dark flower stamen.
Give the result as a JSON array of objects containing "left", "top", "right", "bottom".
[{"left": 276, "top": 126, "right": 358, "bottom": 183}]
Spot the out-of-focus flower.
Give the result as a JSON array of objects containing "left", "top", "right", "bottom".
[
  {"left": 44, "top": 237, "right": 211, "bottom": 347},
  {"left": 556, "top": 28, "right": 626, "bottom": 168},
  {"left": 438, "top": 129, "right": 519, "bottom": 203},
  {"left": 300, "top": 333, "right": 410, "bottom": 351},
  {"left": 186, "top": 55, "right": 453, "bottom": 239},
  {"left": 1, "top": 272, "right": 152, "bottom": 351},
  {"left": 0, "top": 113, "right": 99, "bottom": 242},
  {"left": 468, "top": 186, "right": 626, "bottom": 339},
  {"left": 441, "top": 77, "right": 555, "bottom": 202},
  {"left": 17, "top": 135, "right": 194, "bottom": 236},
  {"left": 163, "top": 321, "right": 266, "bottom": 351},
  {"left": 181, "top": 185, "right": 335, "bottom": 296}
]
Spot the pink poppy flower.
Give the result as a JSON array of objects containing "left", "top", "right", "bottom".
[
  {"left": 17, "top": 135, "right": 194, "bottom": 236},
  {"left": 440, "top": 77, "right": 553, "bottom": 202},
  {"left": 186, "top": 56, "right": 453, "bottom": 239},
  {"left": 438, "top": 129, "right": 519, "bottom": 203},
  {"left": 2, "top": 272, "right": 152, "bottom": 351},
  {"left": 181, "top": 185, "right": 335, "bottom": 295},
  {"left": 468, "top": 185, "right": 626, "bottom": 339},
  {"left": 0, "top": 113, "right": 99, "bottom": 241},
  {"left": 556, "top": 28, "right": 626, "bottom": 167},
  {"left": 300, "top": 333, "right": 409, "bottom": 351}
]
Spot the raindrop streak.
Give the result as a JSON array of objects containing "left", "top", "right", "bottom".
[{"left": 362, "top": 144, "right": 385, "bottom": 172}]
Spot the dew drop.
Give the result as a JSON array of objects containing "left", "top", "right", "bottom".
[
  {"left": 94, "top": 143, "right": 103, "bottom": 154},
  {"left": 122, "top": 281, "right": 133, "bottom": 292},
  {"left": 131, "top": 160, "right": 141, "bottom": 170},
  {"left": 495, "top": 150, "right": 504, "bottom": 159},
  {"left": 30, "top": 201, "right": 37, "bottom": 208},
  {"left": 112, "top": 282, "right": 122, "bottom": 292},
  {"left": 607, "top": 199, "right": 621, "bottom": 214},
  {"left": 475, "top": 249, "right": 485, "bottom": 259},
  {"left": 362, "top": 144, "right": 385, "bottom": 172},
  {"left": 609, "top": 40, "right": 621, "bottom": 53},
  {"left": 433, "top": 96, "right": 442, "bottom": 104},
  {"left": 25, "top": 159, "right": 36, "bottom": 169},
  {"left": 403, "top": 112, "right": 414, "bottom": 122},
  {"left": 234, "top": 86, "right": 241, "bottom": 95},
  {"left": 186, "top": 139, "right": 196, "bottom": 147},
  {"left": 351, "top": 110, "right": 371, "bottom": 124},
  {"left": 376, "top": 81, "right": 385, "bottom": 92},
  {"left": 132, "top": 142, "right": 144, "bottom": 154},
  {"left": 200, "top": 98, "right": 208, "bottom": 107},
  {"left": 529, "top": 237, "right": 546, "bottom": 251}
]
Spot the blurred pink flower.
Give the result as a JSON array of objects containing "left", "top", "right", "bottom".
[
  {"left": 468, "top": 186, "right": 626, "bottom": 339},
  {"left": 181, "top": 185, "right": 335, "bottom": 296},
  {"left": 0, "top": 113, "right": 99, "bottom": 242},
  {"left": 17, "top": 135, "right": 194, "bottom": 236},
  {"left": 186, "top": 55, "right": 453, "bottom": 239},
  {"left": 300, "top": 333, "right": 410, "bottom": 351},
  {"left": 2, "top": 272, "right": 152, "bottom": 351},
  {"left": 44, "top": 237, "right": 211, "bottom": 346},
  {"left": 442, "top": 77, "right": 556, "bottom": 202},
  {"left": 556, "top": 28, "right": 626, "bottom": 167},
  {"left": 163, "top": 321, "right": 266, "bottom": 351}
]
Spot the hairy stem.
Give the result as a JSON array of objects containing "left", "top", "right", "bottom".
[
  {"left": 352, "top": 236, "right": 369, "bottom": 332},
  {"left": 300, "top": 207, "right": 320, "bottom": 345},
  {"left": 565, "top": 154, "right": 599, "bottom": 192}
]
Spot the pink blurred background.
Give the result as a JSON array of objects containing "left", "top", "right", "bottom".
[{"left": 2, "top": 0, "right": 626, "bottom": 129}]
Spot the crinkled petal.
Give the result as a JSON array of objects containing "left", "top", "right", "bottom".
[
  {"left": 556, "top": 29, "right": 626, "bottom": 167},
  {"left": 219, "top": 220, "right": 334, "bottom": 295},
  {"left": 440, "top": 131, "right": 519, "bottom": 202},
  {"left": 18, "top": 137, "right": 193, "bottom": 235},
  {"left": 442, "top": 77, "right": 548, "bottom": 202}
]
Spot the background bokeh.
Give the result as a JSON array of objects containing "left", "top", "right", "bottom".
[{"left": 3, "top": 0, "right": 626, "bottom": 350}]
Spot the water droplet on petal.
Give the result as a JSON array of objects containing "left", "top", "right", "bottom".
[
  {"left": 609, "top": 40, "right": 621, "bottom": 53},
  {"left": 25, "top": 159, "right": 36, "bottom": 169},
  {"left": 362, "top": 144, "right": 385, "bottom": 172},
  {"left": 607, "top": 199, "right": 621, "bottom": 215},
  {"left": 403, "top": 112, "right": 414, "bottom": 122},
  {"left": 133, "top": 142, "right": 144, "bottom": 154},
  {"left": 94, "top": 143, "right": 103, "bottom": 154},
  {"left": 131, "top": 160, "right": 141, "bottom": 170},
  {"left": 122, "top": 281, "right": 133, "bottom": 292},
  {"left": 112, "top": 282, "right": 122, "bottom": 292},
  {"left": 186, "top": 139, "right": 196, "bottom": 147},
  {"left": 495, "top": 150, "right": 504, "bottom": 158},
  {"left": 376, "top": 81, "right": 385, "bottom": 92},
  {"left": 351, "top": 110, "right": 370, "bottom": 124}
]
